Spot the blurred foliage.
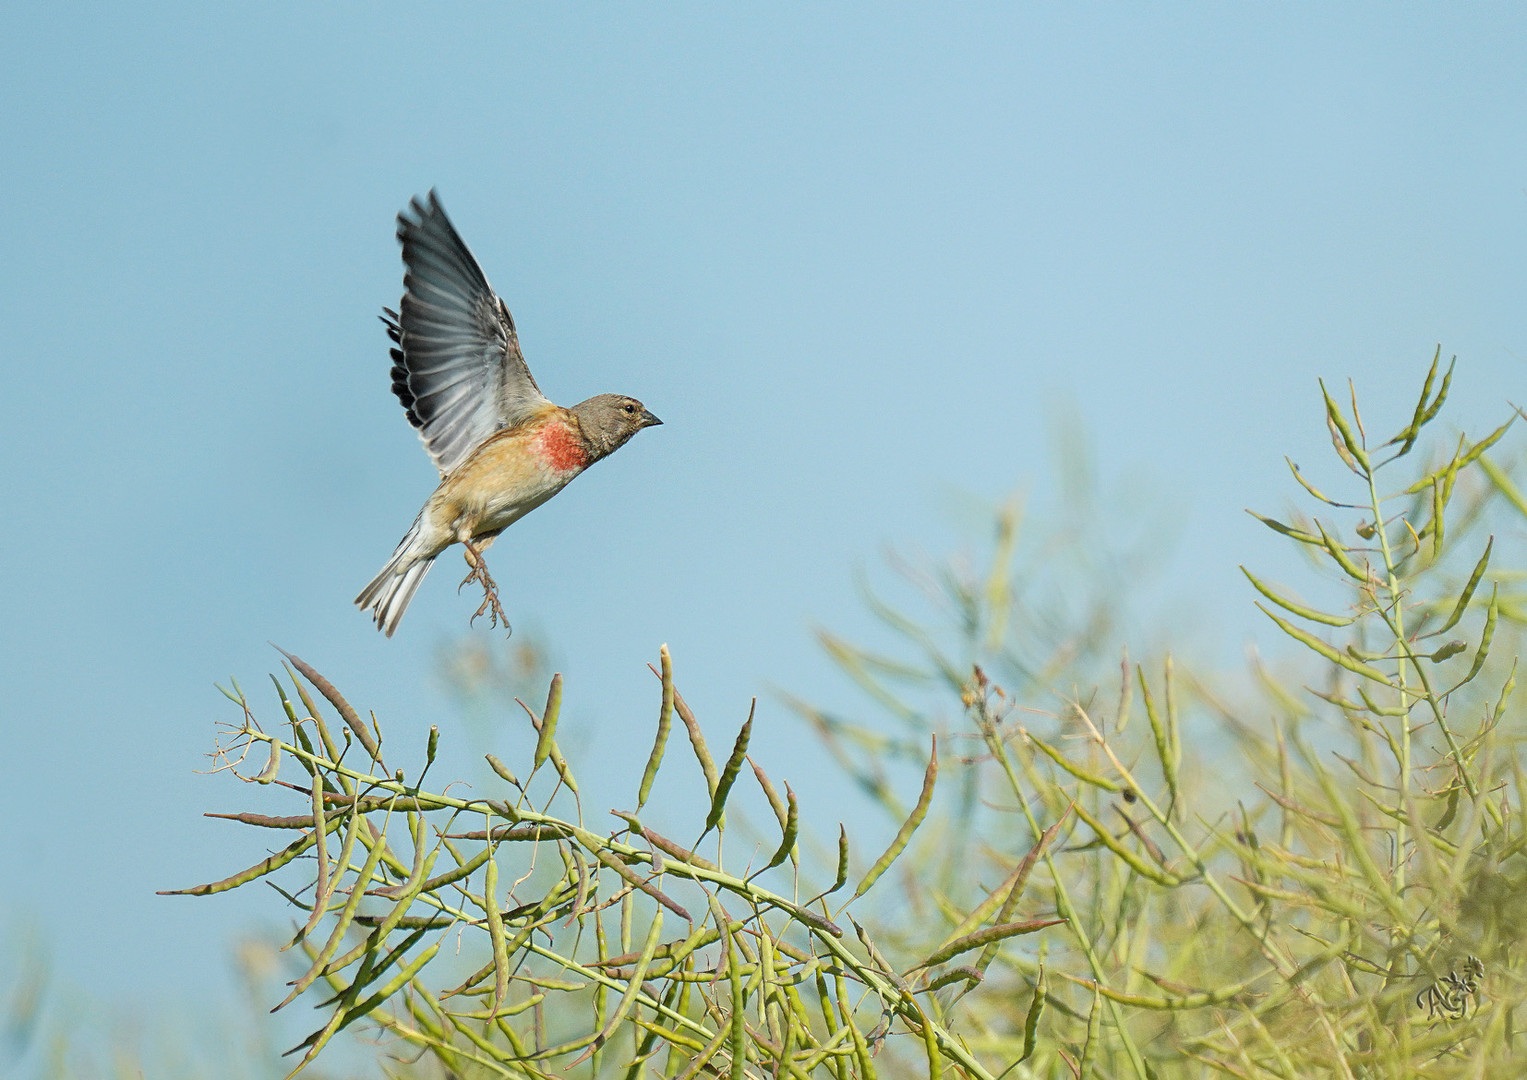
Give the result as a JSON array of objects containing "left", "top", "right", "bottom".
[
  {"left": 0, "top": 923, "right": 364, "bottom": 1080},
  {"left": 140, "top": 350, "right": 1527, "bottom": 1079},
  {"left": 797, "top": 350, "right": 1527, "bottom": 1077},
  {"left": 439, "top": 634, "right": 555, "bottom": 728}
]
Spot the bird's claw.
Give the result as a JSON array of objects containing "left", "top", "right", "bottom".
[{"left": 458, "top": 544, "right": 512, "bottom": 635}]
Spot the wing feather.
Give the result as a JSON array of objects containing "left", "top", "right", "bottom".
[{"left": 386, "top": 191, "right": 549, "bottom": 476}]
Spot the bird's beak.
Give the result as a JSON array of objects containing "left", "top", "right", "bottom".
[{"left": 640, "top": 409, "right": 663, "bottom": 428}]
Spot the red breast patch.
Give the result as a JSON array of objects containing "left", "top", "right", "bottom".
[{"left": 535, "top": 421, "right": 589, "bottom": 472}]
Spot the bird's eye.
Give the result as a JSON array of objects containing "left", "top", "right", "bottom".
[{"left": 624, "top": 403, "right": 635, "bottom": 414}]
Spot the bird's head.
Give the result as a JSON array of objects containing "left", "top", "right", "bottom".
[{"left": 571, "top": 394, "right": 663, "bottom": 459}]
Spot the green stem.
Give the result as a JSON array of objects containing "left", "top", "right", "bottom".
[{"left": 1364, "top": 467, "right": 1415, "bottom": 906}]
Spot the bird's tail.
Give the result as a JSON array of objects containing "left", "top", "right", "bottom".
[{"left": 355, "top": 514, "right": 436, "bottom": 637}]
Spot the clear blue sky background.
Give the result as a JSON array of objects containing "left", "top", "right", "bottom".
[{"left": 3, "top": 3, "right": 1525, "bottom": 1069}]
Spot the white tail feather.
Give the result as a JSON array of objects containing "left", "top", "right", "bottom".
[{"left": 356, "top": 515, "right": 436, "bottom": 637}]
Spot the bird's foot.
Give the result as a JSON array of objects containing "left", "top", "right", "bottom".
[{"left": 458, "top": 542, "right": 511, "bottom": 635}]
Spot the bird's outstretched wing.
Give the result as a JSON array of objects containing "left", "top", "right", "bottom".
[{"left": 386, "top": 191, "right": 550, "bottom": 477}]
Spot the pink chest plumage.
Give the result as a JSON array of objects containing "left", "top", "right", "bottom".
[{"left": 534, "top": 421, "right": 589, "bottom": 473}]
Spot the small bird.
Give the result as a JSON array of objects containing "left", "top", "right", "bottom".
[{"left": 356, "top": 191, "right": 662, "bottom": 636}]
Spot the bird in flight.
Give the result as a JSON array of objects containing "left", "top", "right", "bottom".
[{"left": 356, "top": 191, "right": 662, "bottom": 636}]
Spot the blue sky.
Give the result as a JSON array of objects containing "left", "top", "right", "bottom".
[{"left": 3, "top": 2, "right": 1525, "bottom": 1064}]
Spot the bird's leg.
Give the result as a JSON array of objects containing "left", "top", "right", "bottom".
[{"left": 458, "top": 538, "right": 510, "bottom": 633}]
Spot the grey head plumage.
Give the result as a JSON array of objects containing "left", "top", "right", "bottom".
[{"left": 571, "top": 394, "right": 663, "bottom": 460}]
